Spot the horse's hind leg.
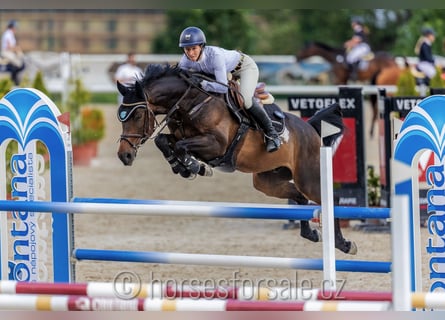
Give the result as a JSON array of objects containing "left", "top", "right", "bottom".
[
  {"left": 252, "top": 170, "right": 321, "bottom": 243},
  {"left": 334, "top": 219, "right": 357, "bottom": 255},
  {"left": 369, "top": 93, "right": 378, "bottom": 138},
  {"left": 293, "top": 193, "right": 322, "bottom": 243}
]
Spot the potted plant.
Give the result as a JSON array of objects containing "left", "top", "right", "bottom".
[
  {"left": 66, "top": 78, "right": 105, "bottom": 166},
  {"left": 75, "top": 107, "right": 105, "bottom": 158}
]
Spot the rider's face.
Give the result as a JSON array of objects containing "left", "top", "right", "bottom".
[{"left": 184, "top": 45, "right": 202, "bottom": 61}]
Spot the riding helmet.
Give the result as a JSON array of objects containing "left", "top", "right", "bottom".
[
  {"left": 351, "top": 16, "right": 364, "bottom": 25},
  {"left": 422, "top": 27, "right": 435, "bottom": 36},
  {"left": 179, "top": 26, "right": 206, "bottom": 48}
]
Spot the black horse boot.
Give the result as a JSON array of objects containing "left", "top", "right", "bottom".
[{"left": 247, "top": 99, "right": 281, "bottom": 152}]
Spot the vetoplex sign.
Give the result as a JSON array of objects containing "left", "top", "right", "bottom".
[
  {"left": 393, "top": 95, "right": 445, "bottom": 293},
  {"left": 288, "top": 87, "right": 366, "bottom": 206},
  {"left": 0, "top": 88, "right": 73, "bottom": 282}
]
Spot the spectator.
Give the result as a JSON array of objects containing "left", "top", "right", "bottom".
[
  {"left": 114, "top": 52, "right": 143, "bottom": 104},
  {"left": 1, "top": 19, "right": 25, "bottom": 85}
]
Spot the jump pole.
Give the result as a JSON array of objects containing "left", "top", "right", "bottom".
[
  {"left": 320, "top": 120, "right": 342, "bottom": 291},
  {"left": 0, "top": 198, "right": 390, "bottom": 220},
  {"left": 72, "top": 248, "right": 390, "bottom": 273}
]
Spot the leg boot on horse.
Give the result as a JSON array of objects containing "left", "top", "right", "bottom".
[
  {"left": 247, "top": 99, "right": 281, "bottom": 152},
  {"left": 155, "top": 134, "right": 213, "bottom": 179}
]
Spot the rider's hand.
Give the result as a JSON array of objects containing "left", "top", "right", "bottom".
[{"left": 189, "top": 75, "right": 202, "bottom": 88}]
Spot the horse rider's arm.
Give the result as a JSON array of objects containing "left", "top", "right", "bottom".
[{"left": 200, "top": 53, "right": 229, "bottom": 94}]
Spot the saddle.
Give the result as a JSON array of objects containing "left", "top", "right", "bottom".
[
  {"left": 361, "top": 51, "right": 375, "bottom": 62},
  {"left": 410, "top": 65, "right": 426, "bottom": 79},
  {"left": 226, "top": 80, "right": 285, "bottom": 134},
  {"left": 207, "top": 80, "right": 286, "bottom": 171},
  {"left": 229, "top": 80, "right": 275, "bottom": 107}
]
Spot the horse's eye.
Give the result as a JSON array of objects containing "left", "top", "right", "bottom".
[{"left": 134, "top": 110, "right": 143, "bottom": 120}]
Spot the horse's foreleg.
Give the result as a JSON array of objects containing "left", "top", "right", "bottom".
[
  {"left": 174, "top": 134, "right": 225, "bottom": 177},
  {"left": 154, "top": 134, "right": 194, "bottom": 178}
]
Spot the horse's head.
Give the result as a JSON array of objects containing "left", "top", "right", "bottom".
[{"left": 116, "top": 80, "right": 155, "bottom": 166}]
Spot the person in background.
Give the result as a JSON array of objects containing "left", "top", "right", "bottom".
[
  {"left": 114, "top": 52, "right": 143, "bottom": 104},
  {"left": 414, "top": 27, "right": 437, "bottom": 84},
  {"left": 344, "top": 16, "right": 371, "bottom": 81},
  {"left": 1, "top": 19, "right": 25, "bottom": 85},
  {"left": 177, "top": 26, "right": 281, "bottom": 153}
]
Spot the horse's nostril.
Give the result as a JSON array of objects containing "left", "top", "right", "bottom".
[{"left": 118, "top": 151, "right": 134, "bottom": 166}]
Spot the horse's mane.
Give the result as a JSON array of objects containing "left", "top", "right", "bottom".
[
  {"left": 141, "top": 63, "right": 182, "bottom": 86},
  {"left": 312, "top": 41, "right": 344, "bottom": 53},
  {"left": 140, "top": 63, "right": 216, "bottom": 88}
]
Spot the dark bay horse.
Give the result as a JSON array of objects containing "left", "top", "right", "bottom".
[
  {"left": 116, "top": 63, "right": 357, "bottom": 255},
  {"left": 297, "top": 41, "right": 402, "bottom": 137}
]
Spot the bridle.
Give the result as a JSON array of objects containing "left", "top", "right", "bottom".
[
  {"left": 117, "top": 80, "right": 213, "bottom": 154},
  {"left": 117, "top": 99, "right": 155, "bottom": 153}
]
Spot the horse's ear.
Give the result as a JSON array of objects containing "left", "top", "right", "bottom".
[
  {"left": 135, "top": 81, "right": 144, "bottom": 98},
  {"left": 117, "top": 81, "right": 127, "bottom": 95}
]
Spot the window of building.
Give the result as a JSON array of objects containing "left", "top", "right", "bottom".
[
  {"left": 82, "top": 21, "right": 89, "bottom": 32},
  {"left": 108, "top": 37, "right": 117, "bottom": 50},
  {"left": 47, "top": 36, "right": 55, "bottom": 51},
  {"left": 107, "top": 20, "right": 116, "bottom": 33}
]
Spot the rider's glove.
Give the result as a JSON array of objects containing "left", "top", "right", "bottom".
[{"left": 189, "top": 75, "right": 202, "bottom": 88}]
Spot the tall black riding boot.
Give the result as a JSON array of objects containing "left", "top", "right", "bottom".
[
  {"left": 347, "top": 61, "right": 360, "bottom": 82},
  {"left": 247, "top": 99, "right": 281, "bottom": 152}
]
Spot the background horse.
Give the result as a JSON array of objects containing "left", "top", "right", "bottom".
[
  {"left": 296, "top": 41, "right": 402, "bottom": 137},
  {"left": 116, "top": 63, "right": 357, "bottom": 255}
]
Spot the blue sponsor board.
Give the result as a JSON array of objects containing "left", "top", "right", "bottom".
[
  {"left": 394, "top": 94, "right": 445, "bottom": 293},
  {"left": 380, "top": 88, "right": 445, "bottom": 223},
  {"left": 0, "top": 88, "right": 72, "bottom": 282}
]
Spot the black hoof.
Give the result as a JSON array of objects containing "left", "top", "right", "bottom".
[
  {"left": 198, "top": 163, "right": 213, "bottom": 177},
  {"left": 300, "top": 228, "right": 321, "bottom": 243},
  {"left": 336, "top": 239, "right": 358, "bottom": 255}
]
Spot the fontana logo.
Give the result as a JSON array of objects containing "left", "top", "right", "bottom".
[
  {"left": 0, "top": 88, "right": 72, "bottom": 282},
  {"left": 394, "top": 95, "right": 445, "bottom": 293}
]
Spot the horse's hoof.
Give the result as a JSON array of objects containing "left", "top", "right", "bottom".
[
  {"left": 336, "top": 240, "right": 358, "bottom": 255},
  {"left": 179, "top": 169, "right": 196, "bottom": 180},
  {"left": 301, "top": 229, "right": 321, "bottom": 243},
  {"left": 198, "top": 163, "right": 213, "bottom": 177},
  {"left": 347, "top": 241, "right": 358, "bottom": 255},
  {"left": 186, "top": 173, "right": 197, "bottom": 180}
]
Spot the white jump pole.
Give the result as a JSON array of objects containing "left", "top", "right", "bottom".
[
  {"left": 320, "top": 120, "right": 341, "bottom": 291},
  {"left": 391, "top": 157, "right": 413, "bottom": 311},
  {"left": 391, "top": 194, "right": 411, "bottom": 311}
]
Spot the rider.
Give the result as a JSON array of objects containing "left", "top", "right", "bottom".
[
  {"left": 177, "top": 26, "right": 281, "bottom": 153},
  {"left": 344, "top": 16, "right": 371, "bottom": 81},
  {"left": 414, "top": 27, "right": 437, "bottom": 84}
]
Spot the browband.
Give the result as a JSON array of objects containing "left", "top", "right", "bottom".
[{"left": 117, "top": 103, "right": 146, "bottom": 122}]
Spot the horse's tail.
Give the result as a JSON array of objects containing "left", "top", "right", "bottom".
[{"left": 307, "top": 102, "right": 344, "bottom": 149}]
